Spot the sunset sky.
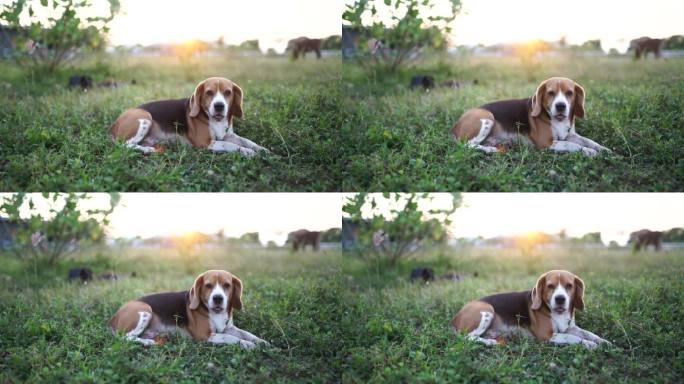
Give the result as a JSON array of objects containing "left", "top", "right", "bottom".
[
  {"left": 3, "top": 0, "right": 341, "bottom": 52},
  {"left": 343, "top": 193, "right": 684, "bottom": 245},
  {"left": 3, "top": 193, "right": 683, "bottom": 246},
  {"left": 7, "top": 0, "right": 680, "bottom": 52},
  {"left": 344, "top": 0, "right": 683, "bottom": 52},
  {"left": 107, "top": 0, "right": 341, "bottom": 51},
  {"left": 0, "top": 193, "right": 342, "bottom": 246}
]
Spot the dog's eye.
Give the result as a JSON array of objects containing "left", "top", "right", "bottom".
[
  {"left": 566, "top": 90, "right": 573, "bottom": 97},
  {"left": 223, "top": 282, "right": 230, "bottom": 288},
  {"left": 205, "top": 90, "right": 214, "bottom": 97},
  {"left": 204, "top": 283, "right": 212, "bottom": 289},
  {"left": 547, "top": 284, "right": 554, "bottom": 290},
  {"left": 566, "top": 283, "right": 573, "bottom": 289},
  {"left": 547, "top": 91, "right": 555, "bottom": 97},
  {"left": 224, "top": 90, "right": 231, "bottom": 96}
]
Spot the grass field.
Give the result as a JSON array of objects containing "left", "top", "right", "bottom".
[
  {"left": 341, "top": 55, "right": 684, "bottom": 191},
  {"left": 2, "top": 245, "right": 681, "bottom": 382},
  {"left": 0, "top": 247, "right": 345, "bottom": 382},
  {"left": 0, "top": 55, "right": 341, "bottom": 191},
  {"left": 339, "top": 247, "right": 684, "bottom": 383}
]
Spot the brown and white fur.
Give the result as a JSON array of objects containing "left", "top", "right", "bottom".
[
  {"left": 110, "top": 77, "right": 269, "bottom": 156},
  {"left": 452, "top": 77, "right": 610, "bottom": 156},
  {"left": 109, "top": 270, "right": 269, "bottom": 349},
  {"left": 452, "top": 270, "right": 610, "bottom": 349}
]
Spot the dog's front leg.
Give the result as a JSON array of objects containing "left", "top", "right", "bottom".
[
  {"left": 207, "top": 140, "right": 256, "bottom": 157},
  {"left": 225, "top": 325, "right": 270, "bottom": 345},
  {"left": 566, "top": 326, "right": 611, "bottom": 345},
  {"left": 207, "top": 333, "right": 256, "bottom": 349},
  {"left": 549, "top": 140, "right": 598, "bottom": 157},
  {"left": 549, "top": 333, "right": 597, "bottom": 349},
  {"left": 223, "top": 134, "right": 270, "bottom": 153},
  {"left": 566, "top": 133, "right": 611, "bottom": 153}
]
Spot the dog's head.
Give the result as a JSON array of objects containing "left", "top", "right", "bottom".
[
  {"left": 531, "top": 270, "right": 584, "bottom": 315},
  {"left": 188, "top": 270, "right": 243, "bottom": 315},
  {"left": 188, "top": 77, "right": 243, "bottom": 122},
  {"left": 531, "top": 77, "right": 585, "bottom": 124}
]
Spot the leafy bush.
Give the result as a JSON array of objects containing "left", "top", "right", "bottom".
[
  {"left": 343, "top": 193, "right": 460, "bottom": 267},
  {"left": 343, "top": 0, "right": 461, "bottom": 71},
  {"left": 0, "top": 193, "right": 119, "bottom": 268},
  {"left": 0, "top": 0, "right": 120, "bottom": 73}
]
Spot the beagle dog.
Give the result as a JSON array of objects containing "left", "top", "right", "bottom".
[
  {"left": 110, "top": 77, "right": 269, "bottom": 156},
  {"left": 452, "top": 77, "right": 610, "bottom": 156},
  {"left": 452, "top": 270, "right": 610, "bottom": 349},
  {"left": 109, "top": 270, "right": 269, "bottom": 349}
]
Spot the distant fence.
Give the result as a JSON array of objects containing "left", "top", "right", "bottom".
[
  {"left": 445, "top": 49, "right": 684, "bottom": 59},
  {"left": 119, "top": 242, "right": 341, "bottom": 251},
  {"left": 107, "top": 49, "right": 341, "bottom": 59},
  {"left": 446, "top": 242, "right": 684, "bottom": 250}
]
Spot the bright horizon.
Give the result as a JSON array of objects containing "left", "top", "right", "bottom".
[
  {"left": 344, "top": 0, "right": 683, "bottom": 52},
  {"left": 0, "top": 193, "right": 342, "bottom": 246},
  {"left": 2, "top": 0, "right": 342, "bottom": 52},
  {"left": 108, "top": 0, "right": 341, "bottom": 51},
  {"left": 343, "top": 193, "right": 684, "bottom": 245}
]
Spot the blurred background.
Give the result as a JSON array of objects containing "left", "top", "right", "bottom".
[
  {"left": 343, "top": 192, "right": 684, "bottom": 259},
  {"left": 0, "top": 193, "right": 342, "bottom": 282},
  {"left": 342, "top": 0, "right": 683, "bottom": 64},
  {"left": 0, "top": 0, "right": 342, "bottom": 67}
]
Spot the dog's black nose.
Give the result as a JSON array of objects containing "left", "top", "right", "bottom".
[
  {"left": 554, "top": 296, "right": 566, "bottom": 305},
  {"left": 212, "top": 295, "right": 223, "bottom": 303},
  {"left": 213, "top": 102, "right": 225, "bottom": 111},
  {"left": 555, "top": 102, "right": 567, "bottom": 111}
]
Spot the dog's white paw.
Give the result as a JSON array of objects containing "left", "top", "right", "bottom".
[
  {"left": 239, "top": 340, "right": 256, "bottom": 349},
  {"left": 256, "top": 338, "right": 271, "bottom": 346},
  {"left": 139, "top": 338, "right": 156, "bottom": 346},
  {"left": 239, "top": 147, "right": 257, "bottom": 157},
  {"left": 581, "top": 339, "right": 598, "bottom": 349},
  {"left": 581, "top": 147, "right": 598, "bottom": 157}
]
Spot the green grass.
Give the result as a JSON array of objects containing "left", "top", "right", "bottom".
[
  {"left": 339, "top": 247, "right": 684, "bottom": 382},
  {"left": 2, "top": 246, "right": 682, "bottom": 382},
  {"left": 0, "top": 247, "right": 346, "bottom": 383},
  {"left": 341, "top": 55, "right": 684, "bottom": 191},
  {"left": 0, "top": 56, "right": 341, "bottom": 191}
]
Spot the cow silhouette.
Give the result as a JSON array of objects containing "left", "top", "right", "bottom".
[
  {"left": 629, "top": 229, "right": 663, "bottom": 251},
  {"left": 290, "top": 229, "right": 321, "bottom": 251},
  {"left": 629, "top": 37, "right": 664, "bottom": 59},
  {"left": 288, "top": 37, "right": 322, "bottom": 60}
]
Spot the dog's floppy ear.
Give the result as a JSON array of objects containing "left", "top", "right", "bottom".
[
  {"left": 530, "top": 272, "right": 547, "bottom": 310},
  {"left": 188, "top": 80, "right": 206, "bottom": 117},
  {"left": 530, "top": 80, "right": 547, "bottom": 117},
  {"left": 188, "top": 272, "right": 205, "bottom": 310},
  {"left": 573, "top": 274, "right": 585, "bottom": 311},
  {"left": 229, "top": 83, "right": 243, "bottom": 120},
  {"left": 572, "top": 82, "right": 585, "bottom": 119},
  {"left": 230, "top": 275, "right": 243, "bottom": 311}
]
